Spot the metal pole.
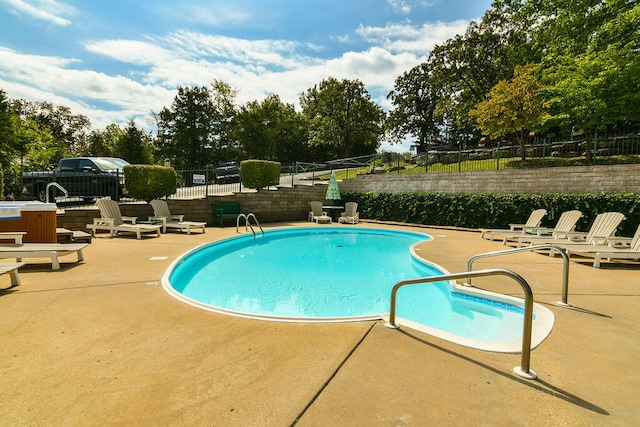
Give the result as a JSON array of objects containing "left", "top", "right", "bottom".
[
  {"left": 205, "top": 168, "right": 209, "bottom": 197},
  {"left": 385, "top": 268, "right": 537, "bottom": 379},
  {"left": 466, "top": 244, "right": 571, "bottom": 306},
  {"left": 291, "top": 163, "right": 295, "bottom": 187}
]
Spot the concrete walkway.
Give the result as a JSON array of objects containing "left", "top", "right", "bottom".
[{"left": 1, "top": 222, "right": 638, "bottom": 425}]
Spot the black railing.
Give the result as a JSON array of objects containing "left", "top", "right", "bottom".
[
  {"left": 6, "top": 131, "right": 638, "bottom": 205},
  {"left": 414, "top": 132, "right": 640, "bottom": 173}
]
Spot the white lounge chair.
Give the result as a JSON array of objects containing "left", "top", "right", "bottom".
[
  {"left": 519, "top": 212, "right": 626, "bottom": 255},
  {"left": 87, "top": 199, "right": 161, "bottom": 239},
  {"left": 309, "top": 201, "right": 331, "bottom": 224},
  {"left": 338, "top": 202, "right": 359, "bottom": 224},
  {"left": 557, "top": 223, "right": 640, "bottom": 268},
  {"left": 0, "top": 231, "right": 27, "bottom": 244},
  {"left": 479, "top": 208, "right": 547, "bottom": 241},
  {"left": 0, "top": 243, "right": 87, "bottom": 270},
  {"left": 150, "top": 199, "right": 206, "bottom": 234},
  {"left": 501, "top": 210, "right": 583, "bottom": 245},
  {"left": 0, "top": 262, "right": 25, "bottom": 286}
]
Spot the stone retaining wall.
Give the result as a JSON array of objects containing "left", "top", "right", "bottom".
[{"left": 339, "top": 164, "right": 640, "bottom": 195}]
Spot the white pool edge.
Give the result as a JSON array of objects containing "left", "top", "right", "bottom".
[
  {"left": 405, "top": 243, "right": 555, "bottom": 353},
  {"left": 381, "top": 284, "right": 556, "bottom": 354}
]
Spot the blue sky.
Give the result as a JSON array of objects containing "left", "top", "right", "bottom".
[{"left": 0, "top": 0, "right": 493, "bottom": 152}]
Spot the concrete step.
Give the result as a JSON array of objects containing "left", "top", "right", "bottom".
[{"left": 57, "top": 228, "right": 92, "bottom": 244}]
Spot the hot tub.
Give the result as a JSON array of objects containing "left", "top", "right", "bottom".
[{"left": 0, "top": 201, "right": 58, "bottom": 243}]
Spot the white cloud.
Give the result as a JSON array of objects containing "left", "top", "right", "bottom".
[
  {"left": 356, "top": 20, "right": 471, "bottom": 53},
  {"left": 165, "top": 31, "right": 314, "bottom": 69},
  {"left": 0, "top": 18, "right": 472, "bottom": 137},
  {"left": 182, "top": 4, "right": 251, "bottom": 26},
  {"left": 0, "top": 46, "right": 175, "bottom": 127},
  {"left": 2, "top": 0, "right": 76, "bottom": 26},
  {"left": 84, "top": 40, "right": 176, "bottom": 66},
  {"left": 387, "top": 0, "right": 412, "bottom": 14},
  {"left": 386, "top": 0, "right": 436, "bottom": 14}
]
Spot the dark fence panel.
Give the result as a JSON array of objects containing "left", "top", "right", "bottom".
[
  {"left": 404, "top": 131, "right": 640, "bottom": 173},
  {"left": 171, "top": 168, "right": 240, "bottom": 199}
]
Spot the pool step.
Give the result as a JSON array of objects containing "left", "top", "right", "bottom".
[{"left": 56, "top": 228, "right": 92, "bottom": 244}]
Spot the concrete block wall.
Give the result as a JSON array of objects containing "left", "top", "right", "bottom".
[
  {"left": 339, "top": 164, "right": 640, "bottom": 195},
  {"left": 221, "top": 185, "right": 328, "bottom": 223},
  {"left": 58, "top": 185, "right": 329, "bottom": 230}
]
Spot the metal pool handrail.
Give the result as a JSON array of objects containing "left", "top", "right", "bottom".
[
  {"left": 45, "top": 182, "right": 68, "bottom": 203},
  {"left": 236, "top": 213, "right": 264, "bottom": 238},
  {"left": 467, "top": 244, "right": 571, "bottom": 306},
  {"left": 385, "top": 268, "right": 538, "bottom": 380}
]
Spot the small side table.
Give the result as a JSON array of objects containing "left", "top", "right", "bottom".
[{"left": 322, "top": 206, "right": 344, "bottom": 222}]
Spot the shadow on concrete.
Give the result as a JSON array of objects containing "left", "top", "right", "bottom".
[{"left": 397, "top": 328, "right": 609, "bottom": 416}]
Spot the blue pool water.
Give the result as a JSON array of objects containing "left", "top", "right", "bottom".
[{"left": 163, "top": 226, "right": 554, "bottom": 352}]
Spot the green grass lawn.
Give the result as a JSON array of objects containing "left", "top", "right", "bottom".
[{"left": 316, "top": 154, "right": 640, "bottom": 180}]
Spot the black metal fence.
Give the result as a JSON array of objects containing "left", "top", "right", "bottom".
[
  {"left": 414, "top": 132, "right": 640, "bottom": 173},
  {"left": 6, "top": 132, "right": 639, "bottom": 206}
]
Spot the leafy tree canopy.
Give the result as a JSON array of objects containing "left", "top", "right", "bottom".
[
  {"left": 386, "top": 63, "right": 442, "bottom": 151},
  {"left": 300, "top": 77, "right": 384, "bottom": 160},
  {"left": 156, "top": 80, "right": 237, "bottom": 169},
  {"left": 470, "top": 64, "right": 547, "bottom": 142},
  {"left": 234, "top": 95, "right": 310, "bottom": 164}
]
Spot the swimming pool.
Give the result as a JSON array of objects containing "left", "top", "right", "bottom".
[{"left": 162, "top": 226, "right": 554, "bottom": 352}]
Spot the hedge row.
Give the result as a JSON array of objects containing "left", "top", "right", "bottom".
[
  {"left": 342, "top": 192, "right": 640, "bottom": 237},
  {"left": 124, "top": 165, "right": 177, "bottom": 202},
  {"left": 240, "top": 160, "right": 281, "bottom": 189}
]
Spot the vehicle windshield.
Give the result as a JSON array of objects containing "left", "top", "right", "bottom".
[
  {"left": 92, "top": 158, "right": 130, "bottom": 171},
  {"left": 219, "top": 161, "right": 238, "bottom": 168}
]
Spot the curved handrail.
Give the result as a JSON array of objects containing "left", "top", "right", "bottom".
[
  {"left": 385, "top": 268, "right": 538, "bottom": 380},
  {"left": 246, "top": 213, "right": 264, "bottom": 237},
  {"left": 45, "top": 182, "right": 68, "bottom": 203},
  {"left": 236, "top": 213, "right": 264, "bottom": 238},
  {"left": 236, "top": 214, "right": 253, "bottom": 236},
  {"left": 467, "top": 244, "right": 571, "bottom": 306}
]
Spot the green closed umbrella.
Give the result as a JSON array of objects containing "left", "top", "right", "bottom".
[{"left": 325, "top": 171, "right": 341, "bottom": 200}]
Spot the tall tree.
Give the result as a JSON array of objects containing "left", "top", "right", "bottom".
[
  {"left": 491, "top": 0, "right": 639, "bottom": 131},
  {"left": 300, "top": 77, "right": 384, "bottom": 160},
  {"left": 235, "top": 95, "right": 309, "bottom": 163},
  {"left": 0, "top": 90, "right": 17, "bottom": 198},
  {"left": 209, "top": 79, "right": 239, "bottom": 163},
  {"left": 469, "top": 64, "right": 547, "bottom": 159},
  {"left": 10, "top": 100, "right": 90, "bottom": 156},
  {"left": 86, "top": 124, "right": 124, "bottom": 157},
  {"left": 426, "top": 12, "right": 537, "bottom": 144},
  {"left": 157, "top": 85, "right": 216, "bottom": 169},
  {"left": 10, "top": 114, "right": 62, "bottom": 171},
  {"left": 116, "top": 120, "right": 153, "bottom": 164},
  {"left": 386, "top": 63, "right": 442, "bottom": 152},
  {"left": 543, "top": 1, "right": 640, "bottom": 125},
  {"left": 0, "top": 90, "right": 15, "bottom": 168},
  {"left": 156, "top": 80, "right": 237, "bottom": 169}
]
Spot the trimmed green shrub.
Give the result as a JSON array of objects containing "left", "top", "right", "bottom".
[
  {"left": 124, "top": 165, "right": 177, "bottom": 202},
  {"left": 342, "top": 191, "right": 640, "bottom": 237},
  {"left": 240, "top": 160, "right": 281, "bottom": 190}
]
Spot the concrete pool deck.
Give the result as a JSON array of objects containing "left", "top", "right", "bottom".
[{"left": 1, "top": 221, "right": 638, "bottom": 425}]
